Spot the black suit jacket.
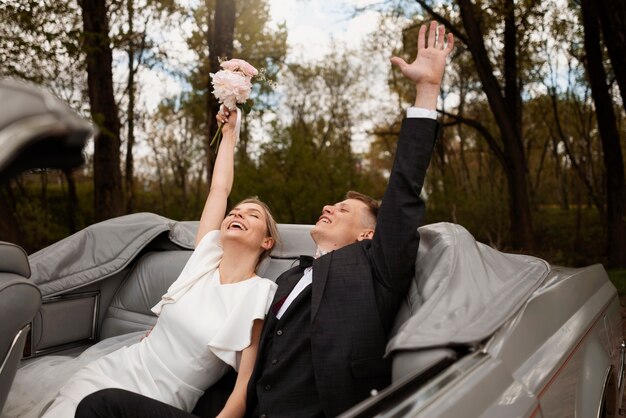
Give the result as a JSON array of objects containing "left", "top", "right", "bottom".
[{"left": 246, "top": 117, "right": 438, "bottom": 417}]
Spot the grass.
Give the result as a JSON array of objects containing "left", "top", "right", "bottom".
[{"left": 608, "top": 269, "right": 626, "bottom": 295}]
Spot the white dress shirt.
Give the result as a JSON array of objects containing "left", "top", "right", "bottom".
[{"left": 276, "top": 266, "right": 313, "bottom": 319}]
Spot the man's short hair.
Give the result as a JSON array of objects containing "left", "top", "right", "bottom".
[{"left": 346, "top": 191, "right": 379, "bottom": 229}]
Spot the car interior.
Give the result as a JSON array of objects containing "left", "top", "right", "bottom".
[{"left": 0, "top": 222, "right": 462, "bottom": 415}]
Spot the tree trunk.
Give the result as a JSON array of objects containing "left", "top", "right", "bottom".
[
  {"left": 79, "top": 0, "right": 123, "bottom": 221},
  {"left": 206, "top": 0, "right": 236, "bottom": 183},
  {"left": 503, "top": 0, "right": 520, "bottom": 137},
  {"left": 456, "top": 0, "right": 535, "bottom": 250},
  {"left": 546, "top": 86, "right": 605, "bottom": 215},
  {"left": 581, "top": 0, "right": 626, "bottom": 267},
  {"left": 125, "top": 0, "right": 136, "bottom": 213},
  {"left": 596, "top": 0, "right": 626, "bottom": 106},
  {"left": 0, "top": 184, "right": 22, "bottom": 245},
  {"left": 62, "top": 168, "right": 79, "bottom": 233}
]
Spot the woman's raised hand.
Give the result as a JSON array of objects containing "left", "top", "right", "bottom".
[{"left": 217, "top": 106, "right": 239, "bottom": 139}]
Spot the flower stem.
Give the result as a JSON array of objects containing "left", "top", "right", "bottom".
[{"left": 210, "top": 125, "right": 223, "bottom": 150}]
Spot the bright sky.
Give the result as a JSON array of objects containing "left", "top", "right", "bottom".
[
  {"left": 137, "top": 0, "right": 390, "bottom": 111},
  {"left": 263, "top": 0, "right": 397, "bottom": 153},
  {"left": 268, "top": 0, "right": 383, "bottom": 62}
]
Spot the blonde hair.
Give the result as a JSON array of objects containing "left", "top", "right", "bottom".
[{"left": 234, "top": 197, "right": 282, "bottom": 266}]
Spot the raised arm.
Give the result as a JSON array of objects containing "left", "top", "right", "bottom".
[
  {"left": 196, "top": 108, "right": 239, "bottom": 245},
  {"left": 370, "top": 22, "right": 454, "bottom": 293}
]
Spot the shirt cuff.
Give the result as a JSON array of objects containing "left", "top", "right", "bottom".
[{"left": 406, "top": 107, "right": 438, "bottom": 120}]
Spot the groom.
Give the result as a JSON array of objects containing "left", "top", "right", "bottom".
[{"left": 76, "top": 22, "right": 454, "bottom": 418}]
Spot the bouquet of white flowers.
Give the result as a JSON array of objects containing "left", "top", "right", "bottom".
[{"left": 209, "top": 58, "right": 259, "bottom": 148}]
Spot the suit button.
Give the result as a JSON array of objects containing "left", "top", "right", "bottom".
[
  {"left": 276, "top": 329, "right": 283, "bottom": 336},
  {"left": 264, "top": 384, "right": 271, "bottom": 391},
  {"left": 260, "top": 415, "right": 268, "bottom": 418},
  {"left": 271, "top": 358, "right": 278, "bottom": 365}
]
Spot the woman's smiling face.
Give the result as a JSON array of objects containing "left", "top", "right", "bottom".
[{"left": 220, "top": 202, "right": 274, "bottom": 254}]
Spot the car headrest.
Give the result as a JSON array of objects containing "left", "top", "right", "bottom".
[
  {"left": 272, "top": 224, "right": 316, "bottom": 258},
  {"left": 0, "top": 242, "right": 30, "bottom": 278},
  {"left": 171, "top": 222, "right": 317, "bottom": 258}
]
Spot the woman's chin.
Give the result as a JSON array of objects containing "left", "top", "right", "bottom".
[{"left": 221, "top": 231, "right": 258, "bottom": 247}]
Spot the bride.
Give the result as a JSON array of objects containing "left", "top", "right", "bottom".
[{"left": 31, "top": 107, "right": 280, "bottom": 417}]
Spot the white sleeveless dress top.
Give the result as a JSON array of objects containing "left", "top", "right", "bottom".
[{"left": 41, "top": 230, "right": 277, "bottom": 417}]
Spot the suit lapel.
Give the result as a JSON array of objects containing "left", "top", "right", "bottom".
[
  {"left": 273, "top": 267, "right": 304, "bottom": 303},
  {"left": 311, "top": 252, "right": 331, "bottom": 322},
  {"left": 246, "top": 266, "right": 306, "bottom": 415}
]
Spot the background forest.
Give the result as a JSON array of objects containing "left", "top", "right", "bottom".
[{"left": 0, "top": 0, "right": 625, "bottom": 279}]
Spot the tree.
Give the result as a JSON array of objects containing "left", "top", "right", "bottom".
[
  {"left": 596, "top": 0, "right": 626, "bottom": 107},
  {"left": 141, "top": 99, "right": 206, "bottom": 219},
  {"left": 205, "top": 0, "right": 236, "bottom": 183},
  {"left": 117, "top": 0, "right": 177, "bottom": 212},
  {"left": 368, "top": 0, "right": 607, "bottom": 254},
  {"left": 0, "top": 1, "right": 85, "bottom": 99},
  {"left": 80, "top": 0, "right": 123, "bottom": 221},
  {"left": 580, "top": 0, "right": 626, "bottom": 267},
  {"left": 231, "top": 51, "right": 384, "bottom": 223},
  {"left": 123, "top": 0, "right": 140, "bottom": 213},
  {"left": 180, "top": 0, "right": 287, "bottom": 187},
  {"left": 416, "top": 0, "right": 536, "bottom": 250}
]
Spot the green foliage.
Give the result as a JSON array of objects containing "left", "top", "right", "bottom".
[
  {"left": 608, "top": 269, "right": 626, "bottom": 295},
  {"left": 240, "top": 99, "right": 253, "bottom": 115},
  {"left": 138, "top": 100, "right": 207, "bottom": 220},
  {"left": 231, "top": 123, "right": 378, "bottom": 224},
  {"left": 0, "top": 1, "right": 82, "bottom": 82},
  {"left": 230, "top": 50, "right": 386, "bottom": 223},
  {"left": 0, "top": 0, "right": 86, "bottom": 111},
  {"left": 0, "top": 172, "right": 94, "bottom": 253},
  {"left": 533, "top": 206, "right": 605, "bottom": 266}
]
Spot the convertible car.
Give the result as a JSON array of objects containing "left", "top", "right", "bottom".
[{"left": 0, "top": 80, "right": 624, "bottom": 418}]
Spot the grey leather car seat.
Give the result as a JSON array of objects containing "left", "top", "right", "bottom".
[
  {"left": 100, "top": 251, "right": 192, "bottom": 339},
  {"left": 0, "top": 242, "right": 41, "bottom": 413}
]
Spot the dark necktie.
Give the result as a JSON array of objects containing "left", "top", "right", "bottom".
[{"left": 298, "top": 255, "right": 314, "bottom": 268}]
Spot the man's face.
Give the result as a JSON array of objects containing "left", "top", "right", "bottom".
[{"left": 310, "top": 198, "right": 373, "bottom": 251}]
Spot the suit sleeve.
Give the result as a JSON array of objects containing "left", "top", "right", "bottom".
[{"left": 369, "top": 117, "right": 438, "bottom": 296}]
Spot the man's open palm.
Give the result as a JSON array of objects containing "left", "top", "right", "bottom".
[{"left": 391, "top": 21, "right": 454, "bottom": 87}]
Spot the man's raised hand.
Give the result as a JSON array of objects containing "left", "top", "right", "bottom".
[{"left": 390, "top": 21, "right": 454, "bottom": 108}]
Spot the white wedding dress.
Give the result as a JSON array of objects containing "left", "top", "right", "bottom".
[{"left": 4, "top": 230, "right": 277, "bottom": 418}]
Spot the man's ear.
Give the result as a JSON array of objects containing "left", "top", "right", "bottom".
[
  {"left": 261, "top": 237, "right": 275, "bottom": 250},
  {"left": 357, "top": 229, "right": 374, "bottom": 241}
]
